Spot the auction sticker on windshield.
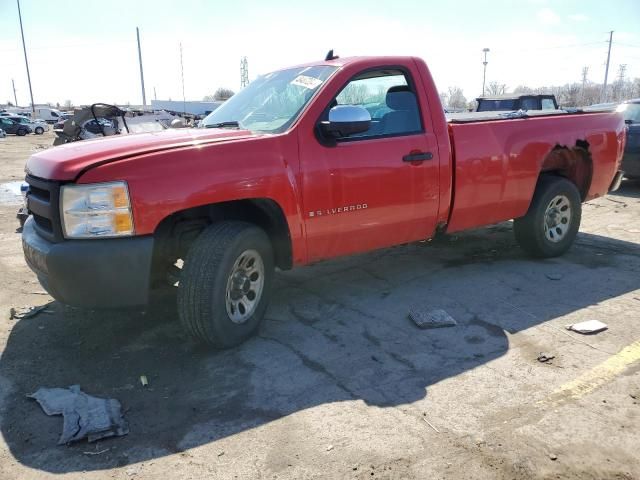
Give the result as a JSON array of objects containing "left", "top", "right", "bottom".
[{"left": 291, "top": 75, "right": 323, "bottom": 90}]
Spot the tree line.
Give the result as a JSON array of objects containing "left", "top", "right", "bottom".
[{"left": 440, "top": 77, "right": 640, "bottom": 111}]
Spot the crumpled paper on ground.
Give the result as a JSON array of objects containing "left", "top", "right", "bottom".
[{"left": 28, "top": 385, "right": 129, "bottom": 444}]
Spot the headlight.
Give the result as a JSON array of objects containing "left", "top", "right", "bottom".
[{"left": 60, "top": 181, "right": 134, "bottom": 238}]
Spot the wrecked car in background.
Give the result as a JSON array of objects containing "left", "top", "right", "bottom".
[{"left": 53, "top": 104, "right": 175, "bottom": 145}]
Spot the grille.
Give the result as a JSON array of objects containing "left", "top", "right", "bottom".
[{"left": 25, "top": 175, "right": 65, "bottom": 242}]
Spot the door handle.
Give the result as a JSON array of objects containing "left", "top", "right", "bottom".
[{"left": 403, "top": 152, "right": 433, "bottom": 162}]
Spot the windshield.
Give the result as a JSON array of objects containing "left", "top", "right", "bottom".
[
  {"left": 616, "top": 103, "right": 640, "bottom": 123},
  {"left": 201, "top": 65, "right": 337, "bottom": 133}
]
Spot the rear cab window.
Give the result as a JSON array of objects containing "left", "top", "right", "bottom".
[{"left": 541, "top": 98, "right": 556, "bottom": 110}]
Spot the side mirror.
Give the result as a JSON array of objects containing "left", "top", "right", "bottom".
[{"left": 319, "top": 105, "right": 371, "bottom": 138}]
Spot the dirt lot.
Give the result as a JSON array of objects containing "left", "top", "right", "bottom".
[{"left": 0, "top": 131, "right": 639, "bottom": 479}]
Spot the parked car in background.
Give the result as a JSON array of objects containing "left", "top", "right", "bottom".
[
  {"left": 8, "top": 116, "right": 48, "bottom": 135},
  {"left": 34, "top": 107, "right": 64, "bottom": 124},
  {"left": 53, "top": 118, "right": 65, "bottom": 131},
  {"left": 476, "top": 94, "right": 558, "bottom": 112},
  {"left": 32, "top": 119, "right": 50, "bottom": 134},
  {"left": 617, "top": 99, "right": 640, "bottom": 179},
  {"left": 0, "top": 117, "right": 31, "bottom": 136}
]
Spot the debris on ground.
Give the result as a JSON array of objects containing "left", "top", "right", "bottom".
[
  {"left": 28, "top": 385, "right": 129, "bottom": 444},
  {"left": 326, "top": 445, "right": 334, "bottom": 451},
  {"left": 545, "top": 273, "right": 564, "bottom": 281},
  {"left": 566, "top": 320, "right": 608, "bottom": 334},
  {"left": 409, "top": 308, "right": 457, "bottom": 329},
  {"left": 550, "top": 454, "right": 558, "bottom": 461},
  {"left": 83, "top": 447, "right": 110, "bottom": 455},
  {"left": 537, "top": 353, "right": 556, "bottom": 363},
  {"left": 422, "top": 413, "right": 440, "bottom": 433},
  {"left": 9, "top": 305, "right": 52, "bottom": 320},
  {"left": 140, "top": 375, "right": 149, "bottom": 387}
]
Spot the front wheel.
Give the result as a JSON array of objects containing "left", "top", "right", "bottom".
[
  {"left": 16, "top": 128, "right": 27, "bottom": 136},
  {"left": 35, "top": 126, "right": 44, "bottom": 135},
  {"left": 177, "top": 221, "right": 274, "bottom": 348},
  {"left": 514, "top": 176, "right": 582, "bottom": 258}
]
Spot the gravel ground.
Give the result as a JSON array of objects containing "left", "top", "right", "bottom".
[{"left": 0, "top": 131, "right": 639, "bottom": 479}]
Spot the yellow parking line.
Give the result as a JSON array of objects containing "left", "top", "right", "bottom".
[{"left": 545, "top": 340, "right": 640, "bottom": 404}]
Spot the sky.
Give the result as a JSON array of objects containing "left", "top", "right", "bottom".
[{"left": 0, "top": 0, "right": 639, "bottom": 107}]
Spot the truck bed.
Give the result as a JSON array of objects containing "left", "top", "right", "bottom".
[
  {"left": 446, "top": 109, "right": 579, "bottom": 123},
  {"left": 445, "top": 111, "right": 625, "bottom": 233}
]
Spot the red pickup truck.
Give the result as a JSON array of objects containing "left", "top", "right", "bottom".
[{"left": 22, "top": 55, "right": 626, "bottom": 348}]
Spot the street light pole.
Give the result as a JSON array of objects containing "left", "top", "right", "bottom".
[
  {"left": 601, "top": 30, "right": 613, "bottom": 103},
  {"left": 12, "top": 79, "right": 18, "bottom": 106},
  {"left": 16, "top": 0, "right": 35, "bottom": 115},
  {"left": 482, "top": 48, "right": 490, "bottom": 96},
  {"left": 136, "top": 27, "right": 147, "bottom": 110}
]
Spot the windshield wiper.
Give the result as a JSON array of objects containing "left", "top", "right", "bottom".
[{"left": 205, "top": 121, "right": 240, "bottom": 129}]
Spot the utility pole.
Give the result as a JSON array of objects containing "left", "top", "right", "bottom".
[
  {"left": 136, "top": 27, "right": 147, "bottom": 110},
  {"left": 180, "top": 43, "right": 186, "bottom": 115},
  {"left": 16, "top": 0, "right": 35, "bottom": 115},
  {"left": 482, "top": 48, "right": 490, "bottom": 96},
  {"left": 601, "top": 30, "right": 613, "bottom": 103},
  {"left": 11, "top": 79, "right": 18, "bottom": 106},
  {"left": 581, "top": 66, "right": 589, "bottom": 106},
  {"left": 153, "top": 86, "right": 157, "bottom": 101},
  {"left": 240, "top": 57, "right": 249, "bottom": 88}
]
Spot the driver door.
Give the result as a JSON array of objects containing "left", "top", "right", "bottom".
[{"left": 299, "top": 68, "right": 440, "bottom": 262}]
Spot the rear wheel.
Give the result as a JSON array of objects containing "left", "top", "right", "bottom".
[
  {"left": 514, "top": 176, "right": 581, "bottom": 258},
  {"left": 177, "top": 221, "right": 274, "bottom": 348},
  {"left": 35, "top": 126, "right": 44, "bottom": 135}
]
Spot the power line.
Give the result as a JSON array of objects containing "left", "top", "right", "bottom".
[
  {"left": 490, "top": 41, "right": 606, "bottom": 54},
  {"left": 615, "top": 42, "right": 640, "bottom": 49}
]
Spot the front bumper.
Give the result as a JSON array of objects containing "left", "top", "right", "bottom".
[{"left": 22, "top": 217, "right": 154, "bottom": 308}]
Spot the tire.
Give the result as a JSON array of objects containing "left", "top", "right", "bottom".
[
  {"left": 35, "top": 127, "right": 44, "bottom": 135},
  {"left": 177, "top": 221, "right": 274, "bottom": 348},
  {"left": 514, "top": 176, "right": 581, "bottom": 258},
  {"left": 16, "top": 128, "right": 27, "bottom": 136}
]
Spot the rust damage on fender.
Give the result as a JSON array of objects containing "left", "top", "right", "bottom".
[{"left": 541, "top": 141, "right": 593, "bottom": 200}]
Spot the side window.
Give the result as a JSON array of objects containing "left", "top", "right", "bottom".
[
  {"left": 520, "top": 98, "right": 538, "bottom": 111},
  {"left": 541, "top": 98, "right": 555, "bottom": 110},
  {"left": 332, "top": 70, "right": 422, "bottom": 139}
]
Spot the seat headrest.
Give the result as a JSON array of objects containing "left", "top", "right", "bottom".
[{"left": 386, "top": 86, "right": 416, "bottom": 110}]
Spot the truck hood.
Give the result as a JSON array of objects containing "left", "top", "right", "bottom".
[{"left": 26, "top": 128, "right": 259, "bottom": 181}]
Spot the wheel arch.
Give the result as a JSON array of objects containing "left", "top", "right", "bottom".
[
  {"left": 539, "top": 140, "right": 593, "bottom": 201},
  {"left": 151, "top": 198, "right": 293, "bottom": 287}
]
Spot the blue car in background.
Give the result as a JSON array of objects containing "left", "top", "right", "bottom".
[{"left": 617, "top": 99, "right": 640, "bottom": 179}]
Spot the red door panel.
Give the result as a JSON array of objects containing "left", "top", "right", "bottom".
[{"left": 300, "top": 133, "right": 440, "bottom": 262}]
